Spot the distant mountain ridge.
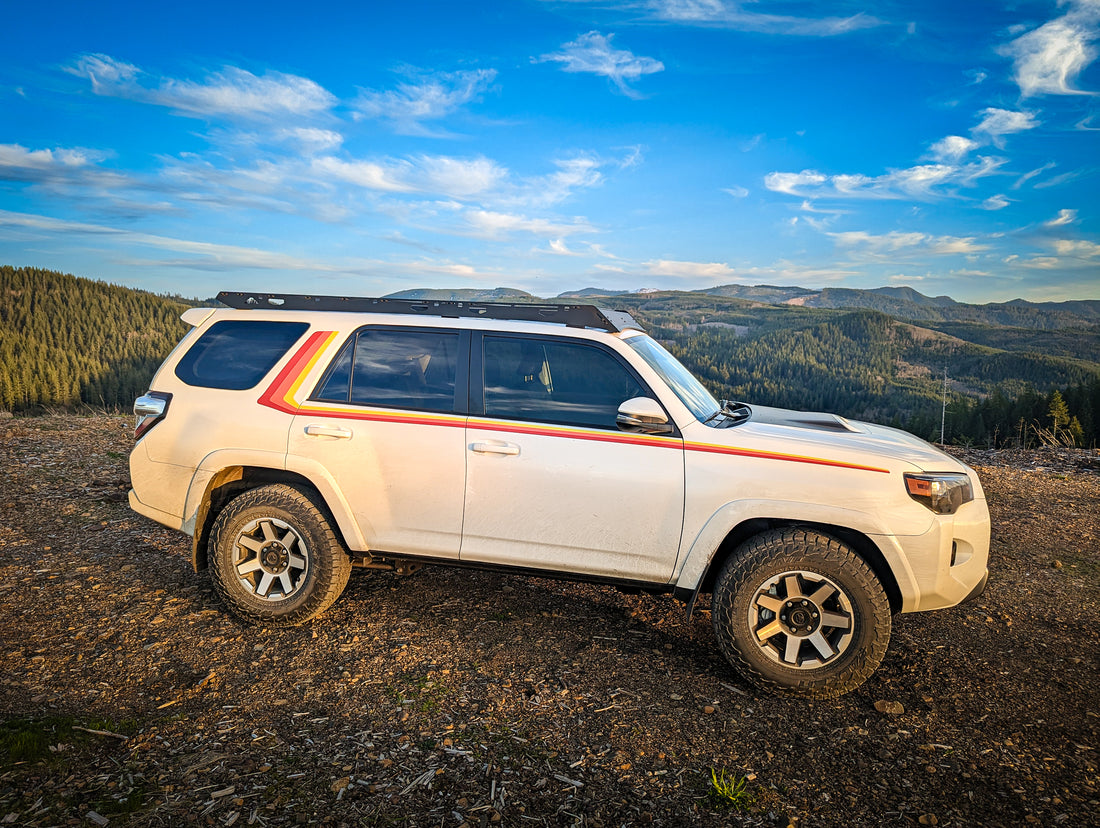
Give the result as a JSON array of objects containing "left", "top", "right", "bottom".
[{"left": 384, "top": 284, "right": 1100, "bottom": 331}]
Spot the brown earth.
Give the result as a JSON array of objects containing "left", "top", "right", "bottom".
[{"left": 1, "top": 414, "right": 1098, "bottom": 827}]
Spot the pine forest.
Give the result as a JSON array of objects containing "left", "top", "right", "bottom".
[{"left": 2, "top": 265, "right": 1098, "bottom": 448}]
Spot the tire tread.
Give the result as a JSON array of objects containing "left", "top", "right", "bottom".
[
  {"left": 208, "top": 483, "right": 352, "bottom": 627},
  {"left": 712, "top": 528, "right": 891, "bottom": 698}
]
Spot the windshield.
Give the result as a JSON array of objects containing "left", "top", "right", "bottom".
[{"left": 624, "top": 333, "right": 720, "bottom": 421}]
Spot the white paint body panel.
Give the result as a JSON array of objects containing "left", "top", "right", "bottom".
[{"left": 460, "top": 423, "right": 685, "bottom": 581}]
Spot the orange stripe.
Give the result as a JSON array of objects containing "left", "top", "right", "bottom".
[
  {"left": 258, "top": 330, "right": 338, "bottom": 413},
  {"left": 258, "top": 332, "right": 889, "bottom": 473},
  {"left": 684, "top": 442, "right": 889, "bottom": 474}
]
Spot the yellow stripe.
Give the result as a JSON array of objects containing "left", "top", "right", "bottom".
[{"left": 281, "top": 330, "right": 340, "bottom": 407}]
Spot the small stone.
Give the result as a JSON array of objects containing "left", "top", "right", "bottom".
[
  {"left": 1051, "top": 560, "right": 1063, "bottom": 569},
  {"left": 919, "top": 815, "right": 938, "bottom": 826},
  {"left": 331, "top": 777, "right": 350, "bottom": 793},
  {"left": 874, "top": 700, "right": 905, "bottom": 715},
  {"left": 703, "top": 705, "right": 716, "bottom": 714}
]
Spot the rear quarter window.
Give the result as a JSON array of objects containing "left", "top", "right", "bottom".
[{"left": 175, "top": 320, "right": 309, "bottom": 390}]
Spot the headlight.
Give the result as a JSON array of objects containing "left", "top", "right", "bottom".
[{"left": 904, "top": 473, "right": 974, "bottom": 515}]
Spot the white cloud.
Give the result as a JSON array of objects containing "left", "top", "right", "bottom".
[
  {"left": 763, "top": 169, "right": 828, "bottom": 195},
  {"left": 311, "top": 154, "right": 507, "bottom": 199},
  {"left": 830, "top": 230, "right": 988, "bottom": 256},
  {"left": 723, "top": 185, "right": 749, "bottom": 198},
  {"left": 981, "top": 194, "right": 1010, "bottom": 210},
  {"left": 1052, "top": 238, "right": 1100, "bottom": 258},
  {"left": 0, "top": 143, "right": 108, "bottom": 172},
  {"left": 998, "top": 0, "right": 1100, "bottom": 96},
  {"left": 971, "top": 108, "right": 1040, "bottom": 147},
  {"left": 0, "top": 208, "right": 329, "bottom": 271},
  {"left": 643, "top": 259, "right": 735, "bottom": 280},
  {"left": 66, "top": 54, "right": 140, "bottom": 90},
  {"left": 278, "top": 128, "right": 343, "bottom": 154},
  {"left": 310, "top": 157, "right": 415, "bottom": 193},
  {"left": 354, "top": 68, "right": 496, "bottom": 133},
  {"left": 644, "top": 0, "right": 881, "bottom": 36},
  {"left": 1045, "top": 208, "right": 1079, "bottom": 226},
  {"left": 414, "top": 155, "right": 509, "bottom": 198},
  {"left": 765, "top": 156, "right": 1002, "bottom": 201},
  {"left": 463, "top": 209, "right": 594, "bottom": 239},
  {"left": 520, "top": 156, "right": 605, "bottom": 207},
  {"left": 548, "top": 238, "right": 578, "bottom": 255},
  {"left": 536, "top": 32, "right": 663, "bottom": 97},
  {"left": 930, "top": 135, "right": 977, "bottom": 162},
  {"left": 1013, "top": 161, "right": 1057, "bottom": 189},
  {"left": 1019, "top": 256, "right": 1063, "bottom": 269},
  {"left": 67, "top": 54, "right": 336, "bottom": 120}
]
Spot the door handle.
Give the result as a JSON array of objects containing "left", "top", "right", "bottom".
[
  {"left": 304, "top": 424, "right": 353, "bottom": 439},
  {"left": 469, "top": 441, "right": 520, "bottom": 456}
]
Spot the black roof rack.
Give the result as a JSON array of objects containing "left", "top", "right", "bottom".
[{"left": 215, "top": 291, "right": 643, "bottom": 333}]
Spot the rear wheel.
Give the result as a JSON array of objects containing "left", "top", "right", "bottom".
[
  {"left": 209, "top": 484, "right": 351, "bottom": 626},
  {"left": 712, "top": 528, "right": 891, "bottom": 698}
]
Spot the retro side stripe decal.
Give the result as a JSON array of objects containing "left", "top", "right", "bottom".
[
  {"left": 259, "top": 330, "right": 341, "bottom": 414},
  {"left": 684, "top": 442, "right": 889, "bottom": 474},
  {"left": 260, "top": 331, "right": 889, "bottom": 474}
]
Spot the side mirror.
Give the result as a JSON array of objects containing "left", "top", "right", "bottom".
[{"left": 616, "top": 397, "right": 673, "bottom": 435}]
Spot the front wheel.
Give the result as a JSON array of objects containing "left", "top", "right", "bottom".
[
  {"left": 712, "top": 528, "right": 891, "bottom": 698},
  {"left": 209, "top": 484, "right": 352, "bottom": 626}
]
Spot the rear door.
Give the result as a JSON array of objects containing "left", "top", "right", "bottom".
[
  {"left": 460, "top": 333, "right": 685, "bottom": 583},
  {"left": 287, "top": 326, "right": 469, "bottom": 558}
]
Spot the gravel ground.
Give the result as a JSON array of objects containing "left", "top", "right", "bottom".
[{"left": 1, "top": 414, "right": 1098, "bottom": 827}]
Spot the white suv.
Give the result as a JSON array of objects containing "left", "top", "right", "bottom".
[{"left": 129, "top": 292, "right": 990, "bottom": 697}]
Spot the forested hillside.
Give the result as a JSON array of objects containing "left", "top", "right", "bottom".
[
  {"left": 0, "top": 266, "right": 190, "bottom": 410},
  {"left": 2, "top": 268, "right": 1098, "bottom": 447},
  {"left": 595, "top": 291, "right": 1100, "bottom": 447}
]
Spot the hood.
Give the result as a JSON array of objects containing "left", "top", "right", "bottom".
[{"left": 733, "top": 404, "right": 970, "bottom": 474}]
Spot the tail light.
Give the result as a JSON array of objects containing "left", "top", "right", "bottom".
[{"left": 134, "top": 391, "right": 172, "bottom": 441}]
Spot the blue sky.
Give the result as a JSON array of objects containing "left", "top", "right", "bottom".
[{"left": 2, "top": 1, "right": 1098, "bottom": 303}]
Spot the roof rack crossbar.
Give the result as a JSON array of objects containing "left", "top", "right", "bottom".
[{"left": 215, "top": 292, "right": 641, "bottom": 333}]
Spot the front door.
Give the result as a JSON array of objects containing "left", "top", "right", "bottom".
[{"left": 460, "top": 334, "right": 685, "bottom": 583}]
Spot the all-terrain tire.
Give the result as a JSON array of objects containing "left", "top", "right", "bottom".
[
  {"left": 712, "top": 528, "right": 891, "bottom": 698},
  {"left": 209, "top": 484, "right": 352, "bottom": 626}
]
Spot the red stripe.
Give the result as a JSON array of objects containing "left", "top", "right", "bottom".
[
  {"left": 258, "top": 330, "right": 333, "bottom": 413},
  {"left": 258, "top": 335, "right": 888, "bottom": 474},
  {"left": 685, "top": 442, "right": 889, "bottom": 474}
]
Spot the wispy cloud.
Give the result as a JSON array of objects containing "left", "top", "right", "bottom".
[
  {"left": 971, "top": 108, "right": 1040, "bottom": 147},
  {"left": 66, "top": 54, "right": 336, "bottom": 120},
  {"left": 353, "top": 68, "right": 497, "bottom": 134},
  {"left": 1045, "top": 208, "right": 1079, "bottom": 226},
  {"left": 643, "top": 0, "right": 881, "bottom": 36},
  {"left": 981, "top": 194, "right": 1010, "bottom": 210},
  {"left": 1052, "top": 237, "right": 1100, "bottom": 258},
  {"left": 998, "top": 0, "right": 1100, "bottom": 96},
  {"left": 1013, "top": 161, "right": 1057, "bottom": 189},
  {"left": 764, "top": 156, "right": 1002, "bottom": 200},
  {"left": 929, "top": 135, "right": 978, "bottom": 163},
  {"left": 830, "top": 230, "right": 989, "bottom": 256},
  {"left": 0, "top": 143, "right": 134, "bottom": 201},
  {"left": 463, "top": 209, "right": 595, "bottom": 239},
  {"left": 536, "top": 32, "right": 663, "bottom": 97},
  {"left": 516, "top": 155, "right": 605, "bottom": 207},
  {"left": 644, "top": 258, "right": 734, "bottom": 280}
]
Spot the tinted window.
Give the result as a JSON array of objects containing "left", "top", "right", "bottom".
[
  {"left": 314, "top": 328, "right": 458, "bottom": 412},
  {"left": 175, "top": 320, "right": 308, "bottom": 390},
  {"left": 482, "top": 337, "right": 647, "bottom": 429}
]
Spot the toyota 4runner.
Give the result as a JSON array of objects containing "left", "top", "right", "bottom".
[{"left": 129, "top": 292, "right": 990, "bottom": 698}]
